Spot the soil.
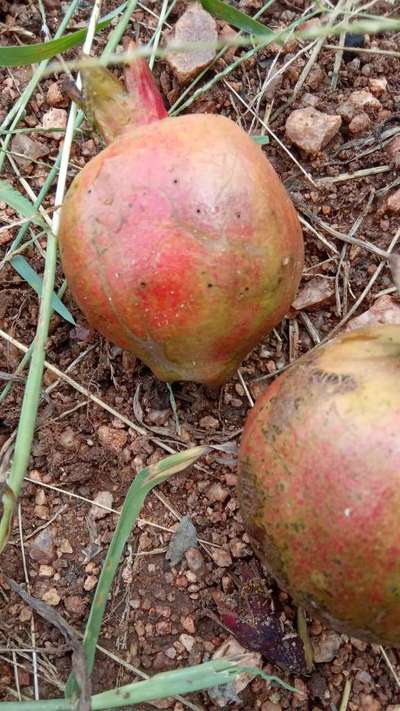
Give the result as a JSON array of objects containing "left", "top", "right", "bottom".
[{"left": 1, "top": 1, "right": 400, "bottom": 709}]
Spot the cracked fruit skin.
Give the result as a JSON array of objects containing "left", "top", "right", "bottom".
[
  {"left": 238, "top": 325, "right": 400, "bottom": 645},
  {"left": 59, "top": 113, "right": 303, "bottom": 385}
]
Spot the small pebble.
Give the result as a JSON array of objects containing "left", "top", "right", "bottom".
[
  {"left": 19, "top": 607, "right": 32, "bottom": 623},
  {"left": 301, "top": 92, "right": 319, "bottom": 108},
  {"left": 356, "top": 670, "right": 373, "bottom": 684},
  {"left": 41, "top": 108, "right": 67, "bottom": 138},
  {"left": 60, "top": 427, "right": 76, "bottom": 449},
  {"left": 41, "top": 587, "right": 61, "bottom": 606},
  {"left": 38, "top": 564, "right": 54, "bottom": 577},
  {"left": 306, "top": 63, "right": 324, "bottom": 90},
  {"left": 46, "top": 82, "right": 64, "bottom": 106},
  {"left": 34, "top": 504, "right": 49, "bottom": 520},
  {"left": 90, "top": 490, "right": 114, "bottom": 519},
  {"left": 184, "top": 547, "right": 205, "bottom": 575},
  {"left": 165, "top": 646, "right": 177, "bottom": 659},
  {"left": 181, "top": 615, "right": 195, "bottom": 633},
  {"left": 385, "top": 188, "right": 400, "bottom": 214},
  {"left": 230, "top": 538, "right": 250, "bottom": 558},
  {"left": 206, "top": 482, "right": 229, "bottom": 503},
  {"left": 348, "top": 89, "right": 381, "bottom": 111},
  {"left": 84, "top": 575, "right": 98, "bottom": 591},
  {"left": 292, "top": 277, "right": 334, "bottom": 311},
  {"left": 179, "top": 634, "right": 195, "bottom": 652},
  {"left": 312, "top": 631, "right": 341, "bottom": 663},
  {"left": 97, "top": 425, "right": 128, "bottom": 453},
  {"left": 199, "top": 415, "right": 219, "bottom": 430},
  {"left": 209, "top": 548, "right": 232, "bottom": 568},
  {"left": 29, "top": 529, "right": 55, "bottom": 564},
  {"left": 64, "top": 595, "right": 88, "bottom": 619},
  {"left": 285, "top": 107, "right": 342, "bottom": 154},
  {"left": 349, "top": 112, "right": 371, "bottom": 134},
  {"left": 369, "top": 77, "right": 388, "bottom": 97},
  {"left": 59, "top": 538, "right": 73, "bottom": 554}
]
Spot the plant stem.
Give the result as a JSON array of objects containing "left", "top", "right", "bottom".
[
  {"left": 65, "top": 447, "right": 209, "bottom": 702},
  {"left": 297, "top": 607, "right": 314, "bottom": 673},
  {"left": 0, "top": 228, "right": 58, "bottom": 552},
  {"left": 339, "top": 678, "right": 352, "bottom": 711}
]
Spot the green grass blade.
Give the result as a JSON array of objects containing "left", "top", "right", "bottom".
[
  {"left": 0, "top": 5, "right": 127, "bottom": 67},
  {"left": 200, "top": 0, "right": 273, "bottom": 36},
  {"left": 65, "top": 446, "right": 209, "bottom": 704},
  {"left": 11, "top": 256, "right": 75, "bottom": 325},
  {"left": 0, "top": 660, "right": 294, "bottom": 709},
  {"left": 252, "top": 134, "right": 270, "bottom": 145},
  {"left": 0, "top": 178, "right": 46, "bottom": 228},
  {"left": 0, "top": 179, "right": 75, "bottom": 324},
  {"left": 102, "top": 0, "right": 139, "bottom": 57},
  {"left": 92, "top": 660, "right": 293, "bottom": 708},
  {"left": 0, "top": 231, "right": 58, "bottom": 552}
]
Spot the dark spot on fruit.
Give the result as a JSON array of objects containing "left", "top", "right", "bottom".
[
  {"left": 311, "top": 368, "right": 357, "bottom": 393},
  {"left": 173, "top": 178, "right": 178, "bottom": 184},
  {"left": 140, "top": 281, "right": 146, "bottom": 288},
  {"left": 245, "top": 287, "right": 249, "bottom": 292},
  {"left": 88, "top": 189, "right": 92, "bottom": 194},
  {"left": 208, "top": 283, "right": 213, "bottom": 288},
  {"left": 236, "top": 212, "right": 241, "bottom": 219},
  {"left": 196, "top": 208, "right": 201, "bottom": 214}
]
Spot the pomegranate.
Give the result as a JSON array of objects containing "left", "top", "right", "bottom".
[
  {"left": 238, "top": 325, "right": 400, "bottom": 645},
  {"left": 59, "top": 52, "right": 303, "bottom": 385}
]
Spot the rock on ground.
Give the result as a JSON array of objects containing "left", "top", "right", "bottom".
[
  {"left": 29, "top": 528, "right": 55, "bottom": 564},
  {"left": 41, "top": 108, "right": 67, "bottom": 138},
  {"left": 349, "top": 112, "right": 371, "bottom": 134},
  {"left": 387, "top": 136, "right": 400, "bottom": 168},
  {"left": 312, "top": 630, "right": 341, "bottom": 663},
  {"left": 166, "top": 2, "right": 217, "bottom": 83},
  {"left": 385, "top": 188, "right": 400, "bottom": 214},
  {"left": 285, "top": 107, "right": 341, "bottom": 154},
  {"left": 338, "top": 89, "right": 381, "bottom": 122},
  {"left": 368, "top": 77, "right": 387, "bottom": 97},
  {"left": 292, "top": 277, "right": 334, "bottom": 310},
  {"left": 11, "top": 133, "right": 48, "bottom": 168},
  {"left": 90, "top": 490, "right": 114, "bottom": 519}
]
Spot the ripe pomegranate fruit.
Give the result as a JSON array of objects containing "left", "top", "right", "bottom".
[
  {"left": 238, "top": 325, "right": 400, "bottom": 645},
  {"left": 59, "top": 52, "right": 303, "bottom": 385}
]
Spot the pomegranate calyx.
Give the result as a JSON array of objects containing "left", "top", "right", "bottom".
[{"left": 80, "top": 45, "right": 167, "bottom": 144}]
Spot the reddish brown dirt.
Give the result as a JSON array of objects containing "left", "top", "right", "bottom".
[{"left": 1, "top": 1, "right": 400, "bottom": 709}]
